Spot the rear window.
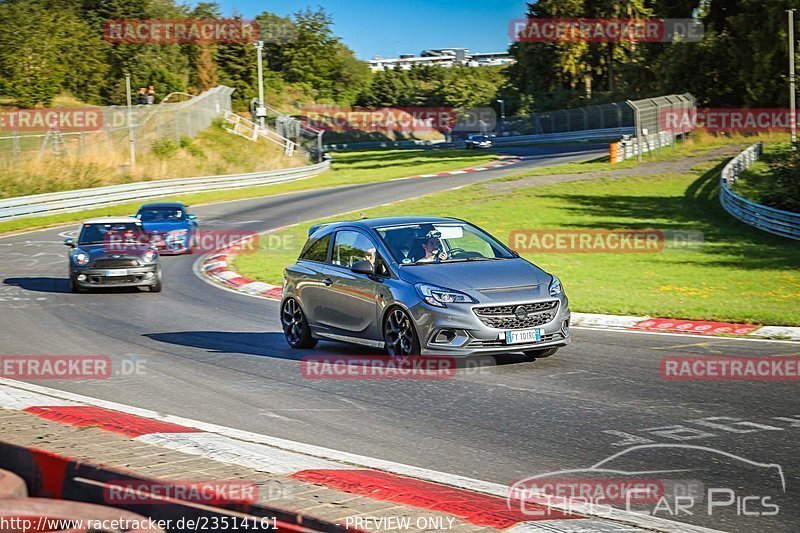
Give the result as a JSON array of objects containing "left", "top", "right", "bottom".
[{"left": 299, "top": 234, "right": 331, "bottom": 263}]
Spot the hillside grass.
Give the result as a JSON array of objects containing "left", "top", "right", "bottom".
[
  {"left": 0, "top": 148, "right": 499, "bottom": 234},
  {"left": 235, "top": 141, "right": 800, "bottom": 326}
]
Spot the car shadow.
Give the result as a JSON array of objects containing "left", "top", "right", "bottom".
[
  {"left": 3, "top": 277, "right": 69, "bottom": 293},
  {"left": 143, "top": 330, "right": 539, "bottom": 368},
  {"left": 3, "top": 277, "right": 141, "bottom": 294},
  {"left": 144, "top": 331, "right": 333, "bottom": 361}
]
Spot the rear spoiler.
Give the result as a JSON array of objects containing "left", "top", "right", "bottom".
[{"left": 307, "top": 223, "right": 331, "bottom": 237}]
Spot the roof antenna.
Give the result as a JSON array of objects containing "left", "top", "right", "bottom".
[{"left": 360, "top": 211, "right": 367, "bottom": 219}]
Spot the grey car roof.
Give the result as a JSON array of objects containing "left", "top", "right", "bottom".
[{"left": 326, "top": 216, "right": 463, "bottom": 229}]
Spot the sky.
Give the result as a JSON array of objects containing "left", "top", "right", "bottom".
[{"left": 210, "top": 0, "right": 529, "bottom": 59}]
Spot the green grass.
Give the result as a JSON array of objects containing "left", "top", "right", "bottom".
[
  {"left": 235, "top": 151, "right": 800, "bottom": 326},
  {"left": 734, "top": 141, "right": 792, "bottom": 203},
  {"left": 0, "top": 149, "right": 499, "bottom": 235}
]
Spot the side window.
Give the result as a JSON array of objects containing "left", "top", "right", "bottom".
[
  {"left": 299, "top": 234, "right": 331, "bottom": 263},
  {"left": 374, "top": 254, "right": 390, "bottom": 277},
  {"left": 332, "top": 231, "right": 376, "bottom": 268}
]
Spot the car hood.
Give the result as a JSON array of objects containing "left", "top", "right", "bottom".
[
  {"left": 76, "top": 243, "right": 149, "bottom": 260},
  {"left": 141, "top": 221, "right": 191, "bottom": 233},
  {"left": 397, "top": 258, "right": 554, "bottom": 302}
]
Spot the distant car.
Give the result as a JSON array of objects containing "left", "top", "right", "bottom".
[
  {"left": 135, "top": 202, "right": 198, "bottom": 254},
  {"left": 281, "top": 217, "right": 570, "bottom": 361},
  {"left": 65, "top": 217, "right": 161, "bottom": 293},
  {"left": 465, "top": 134, "right": 493, "bottom": 149}
]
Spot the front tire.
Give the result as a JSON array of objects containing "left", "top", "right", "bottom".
[
  {"left": 68, "top": 275, "right": 85, "bottom": 293},
  {"left": 522, "top": 347, "right": 559, "bottom": 360},
  {"left": 281, "top": 298, "right": 317, "bottom": 349},
  {"left": 383, "top": 307, "right": 420, "bottom": 362},
  {"left": 148, "top": 268, "right": 162, "bottom": 293}
]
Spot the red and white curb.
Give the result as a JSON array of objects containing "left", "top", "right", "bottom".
[
  {"left": 0, "top": 378, "right": 722, "bottom": 533},
  {"left": 389, "top": 157, "right": 522, "bottom": 181},
  {"left": 570, "top": 314, "right": 800, "bottom": 342}
]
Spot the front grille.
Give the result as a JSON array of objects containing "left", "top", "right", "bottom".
[
  {"left": 474, "top": 300, "right": 558, "bottom": 329},
  {"left": 89, "top": 275, "right": 143, "bottom": 285},
  {"left": 469, "top": 331, "right": 565, "bottom": 348},
  {"left": 92, "top": 258, "right": 140, "bottom": 268}
]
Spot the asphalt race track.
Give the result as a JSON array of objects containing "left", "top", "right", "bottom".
[{"left": 1, "top": 145, "right": 798, "bottom": 532}]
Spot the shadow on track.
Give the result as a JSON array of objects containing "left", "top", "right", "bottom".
[
  {"left": 4, "top": 277, "right": 145, "bottom": 294},
  {"left": 4, "top": 277, "right": 69, "bottom": 293},
  {"left": 144, "top": 330, "right": 540, "bottom": 369}
]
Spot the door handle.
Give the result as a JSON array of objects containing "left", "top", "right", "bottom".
[{"left": 323, "top": 277, "right": 334, "bottom": 286}]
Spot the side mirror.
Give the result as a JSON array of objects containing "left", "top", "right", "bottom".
[
  {"left": 63, "top": 238, "right": 75, "bottom": 248},
  {"left": 350, "top": 259, "right": 374, "bottom": 275},
  {"left": 186, "top": 214, "right": 197, "bottom": 220}
]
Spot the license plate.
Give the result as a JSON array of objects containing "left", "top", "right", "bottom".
[
  {"left": 504, "top": 329, "right": 542, "bottom": 344},
  {"left": 105, "top": 269, "right": 128, "bottom": 276}
]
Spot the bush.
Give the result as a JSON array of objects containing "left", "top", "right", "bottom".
[
  {"left": 152, "top": 138, "right": 179, "bottom": 159},
  {"left": 179, "top": 136, "right": 205, "bottom": 158},
  {"left": 760, "top": 151, "right": 800, "bottom": 213}
]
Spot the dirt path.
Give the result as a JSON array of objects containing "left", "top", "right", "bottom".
[{"left": 486, "top": 144, "right": 747, "bottom": 192}]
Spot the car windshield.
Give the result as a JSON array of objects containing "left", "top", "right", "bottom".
[
  {"left": 376, "top": 222, "right": 515, "bottom": 264},
  {"left": 137, "top": 207, "right": 184, "bottom": 222},
  {"left": 78, "top": 222, "right": 148, "bottom": 245}
]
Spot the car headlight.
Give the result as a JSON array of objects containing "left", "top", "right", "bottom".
[
  {"left": 72, "top": 250, "right": 90, "bottom": 266},
  {"left": 549, "top": 275, "right": 563, "bottom": 296},
  {"left": 142, "top": 249, "right": 158, "bottom": 263},
  {"left": 416, "top": 283, "right": 475, "bottom": 308}
]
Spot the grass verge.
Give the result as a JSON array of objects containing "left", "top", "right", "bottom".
[
  {"left": 0, "top": 149, "right": 499, "bottom": 235},
  {"left": 235, "top": 144, "right": 800, "bottom": 326}
]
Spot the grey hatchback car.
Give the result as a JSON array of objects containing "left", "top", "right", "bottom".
[{"left": 281, "top": 217, "right": 570, "bottom": 360}]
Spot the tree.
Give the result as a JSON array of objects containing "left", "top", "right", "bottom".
[{"left": 0, "top": 0, "right": 108, "bottom": 106}]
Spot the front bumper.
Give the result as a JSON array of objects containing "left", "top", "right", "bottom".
[
  {"left": 71, "top": 264, "right": 160, "bottom": 288},
  {"left": 151, "top": 235, "right": 192, "bottom": 254},
  {"left": 409, "top": 295, "right": 571, "bottom": 356}
]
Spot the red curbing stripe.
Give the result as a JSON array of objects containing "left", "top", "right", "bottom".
[
  {"left": 263, "top": 287, "right": 283, "bottom": 299},
  {"left": 290, "top": 469, "right": 577, "bottom": 529},
  {"left": 631, "top": 318, "right": 759, "bottom": 336},
  {"left": 24, "top": 406, "right": 201, "bottom": 438},
  {"left": 224, "top": 276, "right": 251, "bottom": 287}
]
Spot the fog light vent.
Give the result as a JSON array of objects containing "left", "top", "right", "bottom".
[{"left": 435, "top": 330, "right": 457, "bottom": 344}]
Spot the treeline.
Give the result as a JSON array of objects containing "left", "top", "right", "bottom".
[
  {"left": 0, "top": 0, "right": 797, "bottom": 114},
  {"left": 507, "top": 0, "right": 800, "bottom": 112},
  {"left": 0, "top": 0, "right": 369, "bottom": 108}
]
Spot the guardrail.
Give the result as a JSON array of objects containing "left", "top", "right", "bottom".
[
  {"left": 0, "top": 161, "right": 331, "bottom": 221},
  {"left": 720, "top": 142, "right": 800, "bottom": 241},
  {"left": 324, "top": 127, "right": 634, "bottom": 151}
]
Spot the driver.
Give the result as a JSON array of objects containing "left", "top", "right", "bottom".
[{"left": 416, "top": 233, "right": 447, "bottom": 263}]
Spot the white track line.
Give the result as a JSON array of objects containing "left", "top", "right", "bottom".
[{"left": 0, "top": 378, "right": 723, "bottom": 533}]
